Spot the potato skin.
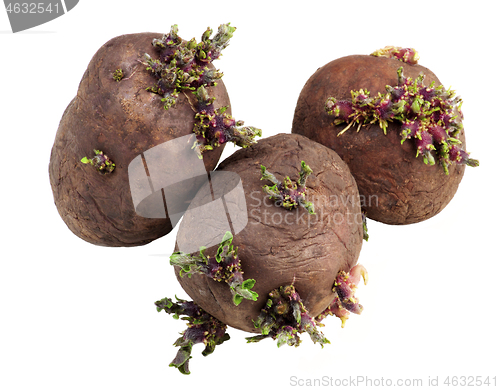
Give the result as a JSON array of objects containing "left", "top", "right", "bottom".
[
  {"left": 174, "top": 133, "right": 364, "bottom": 333},
  {"left": 292, "top": 55, "right": 465, "bottom": 224},
  {"left": 49, "top": 33, "right": 229, "bottom": 246}
]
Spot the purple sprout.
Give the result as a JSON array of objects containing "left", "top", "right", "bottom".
[
  {"left": 427, "top": 124, "right": 448, "bottom": 144},
  {"left": 146, "top": 24, "right": 231, "bottom": 99},
  {"left": 143, "top": 23, "right": 261, "bottom": 155},
  {"left": 169, "top": 231, "right": 258, "bottom": 306},
  {"left": 400, "top": 119, "right": 420, "bottom": 142},
  {"left": 325, "top": 64, "right": 479, "bottom": 174},
  {"left": 246, "top": 284, "right": 330, "bottom": 347},
  {"left": 415, "top": 131, "right": 436, "bottom": 165},
  {"left": 192, "top": 85, "right": 261, "bottom": 156},
  {"left": 371, "top": 46, "right": 420, "bottom": 64},
  {"left": 155, "top": 296, "right": 230, "bottom": 375},
  {"left": 317, "top": 264, "right": 368, "bottom": 328},
  {"left": 80, "top": 150, "right": 115, "bottom": 174},
  {"left": 449, "top": 144, "right": 479, "bottom": 167},
  {"left": 325, "top": 98, "right": 354, "bottom": 123},
  {"left": 375, "top": 95, "right": 395, "bottom": 121}
]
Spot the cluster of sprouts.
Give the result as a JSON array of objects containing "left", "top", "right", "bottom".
[
  {"left": 155, "top": 297, "right": 230, "bottom": 375},
  {"left": 370, "top": 45, "right": 419, "bottom": 64},
  {"left": 246, "top": 284, "right": 330, "bottom": 347},
  {"left": 159, "top": 233, "right": 368, "bottom": 374},
  {"left": 325, "top": 65, "right": 478, "bottom": 174},
  {"left": 170, "top": 232, "right": 258, "bottom": 306},
  {"left": 142, "top": 23, "right": 261, "bottom": 156},
  {"left": 80, "top": 150, "right": 115, "bottom": 174},
  {"left": 260, "top": 161, "right": 315, "bottom": 214}
]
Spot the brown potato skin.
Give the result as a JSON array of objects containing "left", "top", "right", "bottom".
[
  {"left": 174, "top": 133, "right": 364, "bottom": 333},
  {"left": 49, "top": 33, "right": 229, "bottom": 246},
  {"left": 292, "top": 55, "right": 465, "bottom": 225}
]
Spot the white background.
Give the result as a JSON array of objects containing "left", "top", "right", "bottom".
[{"left": 1, "top": 1, "right": 498, "bottom": 389}]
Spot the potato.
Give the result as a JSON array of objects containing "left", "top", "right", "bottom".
[
  {"left": 49, "top": 25, "right": 259, "bottom": 246},
  {"left": 172, "top": 133, "right": 365, "bottom": 333},
  {"left": 292, "top": 53, "right": 477, "bottom": 224}
]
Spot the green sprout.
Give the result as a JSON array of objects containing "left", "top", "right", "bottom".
[
  {"left": 112, "top": 68, "right": 124, "bottom": 81},
  {"left": 261, "top": 161, "right": 315, "bottom": 214},
  {"left": 170, "top": 231, "right": 258, "bottom": 306},
  {"left": 81, "top": 150, "right": 115, "bottom": 174}
]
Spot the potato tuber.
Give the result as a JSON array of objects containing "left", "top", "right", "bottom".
[{"left": 292, "top": 47, "right": 478, "bottom": 224}]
